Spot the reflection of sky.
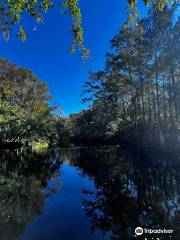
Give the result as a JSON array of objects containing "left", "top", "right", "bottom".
[
  {"left": 19, "top": 162, "right": 110, "bottom": 240},
  {"left": 127, "top": 179, "right": 137, "bottom": 199},
  {"left": 166, "top": 198, "right": 180, "bottom": 218}
]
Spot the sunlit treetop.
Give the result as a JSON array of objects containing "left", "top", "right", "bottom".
[
  {"left": 0, "top": 0, "right": 179, "bottom": 58},
  {"left": 128, "top": 0, "right": 179, "bottom": 25},
  {"left": 0, "top": 0, "right": 88, "bottom": 57}
]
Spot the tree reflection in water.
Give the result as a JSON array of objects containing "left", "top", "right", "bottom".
[
  {"left": 0, "top": 147, "right": 180, "bottom": 240},
  {"left": 62, "top": 147, "right": 180, "bottom": 240},
  {"left": 0, "top": 148, "right": 62, "bottom": 240}
]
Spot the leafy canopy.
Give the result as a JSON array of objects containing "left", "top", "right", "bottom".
[{"left": 0, "top": 0, "right": 178, "bottom": 57}]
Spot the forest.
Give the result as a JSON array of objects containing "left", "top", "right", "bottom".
[
  {"left": 70, "top": 5, "right": 180, "bottom": 148},
  {"left": 1, "top": 2, "right": 180, "bottom": 240},
  {"left": 0, "top": 4, "right": 180, "bottom": 150},
  {"left": 0, "top": 59, "right": 71, "bottom": 149}
]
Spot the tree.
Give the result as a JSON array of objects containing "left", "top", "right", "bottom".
[
  {"left": 0, "top": 58, "right": 58, "bottom": 146},
  {"left": 0, "top": 0, "right": 178, "bottom": 57},
  {"left": 78, "top": 4, "right": 180, "bottom": 146}
]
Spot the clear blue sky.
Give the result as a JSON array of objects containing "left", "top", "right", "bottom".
[{"left": 0, "top": 0, "right": 129, "bottom": 116}]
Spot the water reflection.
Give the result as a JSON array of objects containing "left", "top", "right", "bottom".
[
  {"left": 0, "top": 149, "right": 62, "bottom": 240},
  {"left": 0, "top": 147, "right": 180, "bottom": 240},
  {"left": 59, "top": 147, "right": 180, "bottom": 240}
]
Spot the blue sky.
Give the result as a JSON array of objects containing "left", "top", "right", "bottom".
[{"left": 0, "top": 0, "right": 128, "bottom": 116}]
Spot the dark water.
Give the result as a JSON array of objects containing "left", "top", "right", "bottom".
[{"left": 0, "top": 147, "right": 180, "bottom": 240}]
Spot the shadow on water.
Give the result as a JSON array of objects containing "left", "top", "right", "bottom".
[{"left": 0, "top": 147, "right": 180, "bottom": 239}]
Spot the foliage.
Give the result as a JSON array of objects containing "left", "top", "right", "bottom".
[
  {"left": 0, "top": 1, "right": 179, "bottom": 57},
  {"left": 54, "top": 117, "right": 73, "bottom": 146},
  {"left": 0, "top": 0, "right": 86, "bottom": 56},
  {"left": 33, "top": 141, "right": 49, "bottom": 150},
  {"left": 0, "top": 58, "right": 61, "bottom": 146},
  {"left": 72, "top": 5, "right": 180, "bottom": 145},
  {"left": 128, "top": 0, "right": 180, "bottom": 26}
]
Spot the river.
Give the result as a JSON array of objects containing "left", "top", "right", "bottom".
[{"left": 0, "top": 147, "right": 180, "bottom": 240}]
